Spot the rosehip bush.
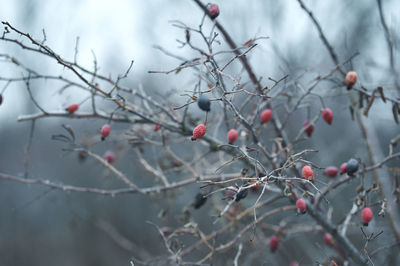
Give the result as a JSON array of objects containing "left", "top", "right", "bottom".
[{"left": 0, "top": 1, "right": 399, "bottom": 266}]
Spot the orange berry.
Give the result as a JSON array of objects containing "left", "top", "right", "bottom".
[{"left": 250, "top": 179, "right": 261, "bottom": 191}]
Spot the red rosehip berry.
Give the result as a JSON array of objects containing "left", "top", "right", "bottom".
[
  {"left": 324, "top": 232, "right": 335, "bottom": 246},
  {"left": 324, "top": 166, "right": 338, "bottom": 178},
  {"left": 361, "top": 207, "right": 373, "bottom": 225},
  {"left": 66, "top": 104, "right": 79, "bottom": 114},
  {"left": 340, "top": 163, "right": 347, "bottom": 174},
  {"left": 100, "top": 124, "right": 111, "bottom": 141},
  {"left": 261, "top": 109, "right": 273, "bottom": 124},
  {"left": 322, "top": 108, "right": 333, "bottom": 125},
  {"left": 290, "top": 262, "right": 299, "bottom": 266},
  {"left": 296, "top": 198, "right": 307, "bottom": 213},
  {"left": 227, "top": 129, "right": 238, "bottom": 144},
  {"left": 302, "top": 165, "right": 314, "bottom": 180},
  {"left": 154, "top": 124, "right": 161, "bottom": 131},
  {"left": 104, "top": 151, "right": 115, "bottom": 163},
  {"left": 208, "top": 3, "right": 220, "bottom": 19},
  {"left": 269, "top": 235, "right": 279, "bottom": 252},
  {"left": 192, "top": 124, "right": 206, "bottom": 140},
  {"left": 303, "top": 120, "right": 314, "bottom": 137},
  {"left": 345, "top": 71, "right": 357, "bottom": 89}
]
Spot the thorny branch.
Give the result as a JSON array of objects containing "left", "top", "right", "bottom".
[{"left": 0, "top": 1, "right": 399, "bottom": 264}]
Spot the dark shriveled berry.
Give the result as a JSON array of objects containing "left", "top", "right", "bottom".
[
  {"left": 197, "top": 95, "right": 211, "bottom": 112},
  {"left": 193, "top": 193, "right": 207, "bottom": 209},
  {"left": 235, "top": 189, "right": 248, "bottom": 202},
  {"left": 346, "top": 159, "right": 359, "bottom": 176}
]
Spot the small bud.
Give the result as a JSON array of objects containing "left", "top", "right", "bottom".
[
  {"left": 185, "top": 29, "right": 190, "bottom": 42},
  {"left": 261, "top": 109, "right": 273, "bottom": 124}
]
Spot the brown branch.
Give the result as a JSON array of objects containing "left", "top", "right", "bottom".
[{"left": 0, "top": 171, "right": 227, "bottom": 196}]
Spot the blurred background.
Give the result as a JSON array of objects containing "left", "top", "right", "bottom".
[{"left": 0, "top": 0, "right": 399, "bottom": 265}]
